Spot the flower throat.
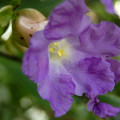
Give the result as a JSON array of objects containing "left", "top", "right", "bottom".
[{"left": 49, "top": 42, "right": 66, "bottom": 58}]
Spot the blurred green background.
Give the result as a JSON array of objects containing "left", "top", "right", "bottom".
[{"left": 0, "top": 0, "right": 120, "bottom": 120}]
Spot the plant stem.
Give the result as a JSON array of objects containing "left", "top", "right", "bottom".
[{"left": 0, "top": 51, "right": 22, "bottom": 62}]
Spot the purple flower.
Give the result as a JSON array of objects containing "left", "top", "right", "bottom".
[
  {"left": 79, "top": 21, "right": 120, "bottom": 118},
  {"left": 79, "top": 21, "right": 120, "bottom": 85},
  {"left": 87, "top": 98, "right": 120, "bottom": 118},
  {"left": 22, "top": 0, "right": 120, "bottom": 118},
  {"left": 22, "top": 0, "right": 91, "bottom": 117},
  {"left": 100, "top": 0, "right": 114, "bottom": 13}
]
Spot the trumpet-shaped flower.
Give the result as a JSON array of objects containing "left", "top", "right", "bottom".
[
  {"left": 22, "top": 0, "right": 120, "bottom": 118},
  {"left": 22, "top": 0, "right": 91, "bottom": 116}
]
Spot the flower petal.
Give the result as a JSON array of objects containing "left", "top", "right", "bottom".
[
  {"left": 106, "top": 59, "right": 120, "bottom": 84},
  {"left": 79, "top": 21, "right": 120, "bottom": 58},
  {"left": 22, "top": 31, "right": 50, "bottom": 83},
  {"left": 100, "top": 0, "right": 114, "bottom": 14},
  {"left": 87, "top": 98, "right": 120, "bottom": 118},
  {"left": 63, "top": 56, "right": 115, "bottom": 97},
  {"left": 29, "top": 30, "right": 50, "bottom": 49},
  {"left": 38, "top": 62, "right": 75, "bottom": 117},
  {"left": 44, "top": 0, "right": 91, "bottom": 40}
]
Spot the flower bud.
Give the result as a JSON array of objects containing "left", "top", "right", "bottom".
[{"left": 13, "top": 8, "right": 48, "bottom": 47}]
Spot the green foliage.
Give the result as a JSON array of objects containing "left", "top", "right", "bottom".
[
  {"left": 9, "top": 0, "right": 21, "bottom": 9},
  {"left": 74, "top": 104, "right": 95, "bottom": 120},
  {"left": 0, "top": 0, "right": 10, "bottom": 8},
  {"left": 19, "top": 0, "right": 64, "bottom": 17},
  {"left": 98, "top": 94, "right": 120, "bottom": 107},
  {"left": 0, "top": 5, "right": 13, "bottom": 36},
  {"left": 0, "top": 56, "right": 51, "bottom": 120}
]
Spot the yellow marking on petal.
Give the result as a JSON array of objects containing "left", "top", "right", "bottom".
[
  {"left": 54, "top": 42, "right": 58, "bottom": 46},
  {"left": 58, "top": 50, "right": 66, "bottom": 57},
  {"left": 49, "top": 48, "right": 53, "bottom": 52}
]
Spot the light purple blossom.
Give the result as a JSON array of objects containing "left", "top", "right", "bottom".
[
  {"left": 22, "top": 0, "right": 120, "bottom": 118},
  {"left": 87, "top": 98, "right": 120, "bottom": 118},
  {"left": 22, "top": 0, "right": 91, "bottom": 117},
  {"left": 100, "top": 0, "right": 114, "bottom": 13},
  {"left": 79, "top": 21, "right": 120, "bottom": 117}
]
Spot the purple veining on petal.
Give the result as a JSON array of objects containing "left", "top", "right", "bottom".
[
  {"left": 62, "top": 56, "right": 115, "bottom": 97},
  {"left": 100, "top": 0, "right": 114, "bottom": 14},
  {"left": 44, "top": 0, "right": 91, "bottom": 40},
  {"left": 38, "top": 62, "right": 75, "bottom": 117},
  {"left": 106, "top": 59, "right": 120, "bottom": 84},
  {"left": 22, "top": 31, "right": 50, "bottom": 83},
  {"left": 79, "top": 21, "right": 120, "bottom": 58},
  {"left": 87, "top": 98, "right": 120, "bottom": 118},
  {"left": 22, "top": 48, "right": 49, "bottom": 83}
]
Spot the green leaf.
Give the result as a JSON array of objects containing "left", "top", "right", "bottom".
[
  {"left": 0, "top": 5, "right": 13, "bottom": 27},
  {"left": 19, "top": 0, "right": 64, "bottom": 17},
  {"left": 113, "top": 56, "right": 120, "bottom": 61},
  {"left": 0, "top": 0, "right": 10, "bottom": 8},
  {"left": 74, "top": 104, "right": 95, "bottom": 120},
  {"left": 0, "top": 5, "right": 13, "bottom": 36},
  {"left": 98, "top": 94, "right": 120, "bottom": 107},
  {"left": 9, "top": 0, "right": 21, "bottom": 10}
]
